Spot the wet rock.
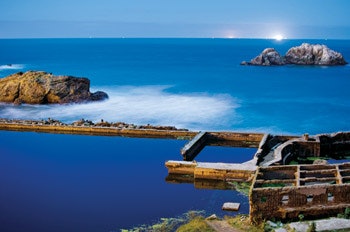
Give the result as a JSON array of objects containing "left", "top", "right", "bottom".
[
  {"left": 241, "top": 48, "right": 285, "bottom": 66},
  {"left": 206, "top": 214, "right": 218, "bottom": 220},
  {"left": 241, "top": 43, "right": 347, "bottom": 66},
  {"left": 285, "top": 43, "right": 347, "bottom": 65},
  {"left": 0, "top": 71, "right": 108, "bottom": 104}
]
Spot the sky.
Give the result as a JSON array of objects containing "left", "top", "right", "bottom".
[{"left": 1, "top": 0, "right": 350, "bottom": 39}]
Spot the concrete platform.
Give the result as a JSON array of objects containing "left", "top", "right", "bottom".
[
  {"left": 222, "top": 202, "right": 240, "bottom": 211},
  {"left": 165, "top": 160, "right": 257, "bottom": 181},
  {"left": 288, "top": 218, "right": 350, "bottom": 232}
]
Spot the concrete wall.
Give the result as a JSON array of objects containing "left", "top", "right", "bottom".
[{"left": 250, "top": 163, "right": 350, "bottom": 224}]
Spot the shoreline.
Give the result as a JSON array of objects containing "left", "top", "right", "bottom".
[
  {"left": 0, "top": 118, "right": 265, "bottom": 146},
  {"left": 0, "top": 118, "right": 196, "bottom": 139}
]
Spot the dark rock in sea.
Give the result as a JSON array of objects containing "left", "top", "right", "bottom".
[
  {"left": 241, "top": 43, "right": 347, "bottom": 66},
  {"left": 241, "top": 48, "right": 285, "bottom": 66},
  {"left": 0, "top": 71, "right": 108, "bottom": 104},
  {"left": 285, "top": 43, "right": 347, "bottom": 65}
]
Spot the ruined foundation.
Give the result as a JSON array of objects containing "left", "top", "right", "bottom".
[{"left": 250, "top": 163, "right": 350, "bottom": 224}]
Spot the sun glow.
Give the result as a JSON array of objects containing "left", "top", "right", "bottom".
[{"left": 274, "top": 34, "right": 284, "bottom": 41}]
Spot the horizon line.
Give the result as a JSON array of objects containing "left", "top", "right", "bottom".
[{"left": 0, "top": 37, "right": 347, "bottom": 40}]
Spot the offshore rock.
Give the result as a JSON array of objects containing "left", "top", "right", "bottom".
[
  {"left": 241, "top": 43, "right": 347, "bottom": 66},
  {"left": 0, "top": 71, "right": 108, "bottom": 104},
  {"left": 241, "top": 48, "right": 285, "bottom": 66},
  {"left": 285, "top": 43, "right": 347, "bottom": 65}
]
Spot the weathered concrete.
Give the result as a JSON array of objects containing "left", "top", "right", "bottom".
[
  {"left": 181, "top": 131, "right": 208, "bottom": 161},
  {"left": 222, "top": 202, "right": 240, "bottom": 211},
  {"left": 0, "top": 119, "right": 266, "bottom": 146},
  {"left": 288, "top": 218, "right": 350, "bottom": 232},
  {"left": 0, "top": 121, "right": 197, "bottom": 139},
  {"left": 166, "top": 160, "right": 257, "bottom": 182},
  {"left": 256, "top": 132, "right": 350, "bottom": 166},
  {"left": 250, "top": 162, "right": 350, "bottom": 224},
  {"left": 207, "top": 132, "right": 264, "bottom": 148}
]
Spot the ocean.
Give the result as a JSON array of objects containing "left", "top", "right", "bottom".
[
  {"left": 0, "top": 38, "right": 349, "bottom": 231},
  {"left": 1, "top": 38, "right": 350, "bottom": 134}
]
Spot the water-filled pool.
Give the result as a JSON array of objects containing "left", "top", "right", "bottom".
[{"left": 0, "top": 130, "right": 255, "bottom": 231}]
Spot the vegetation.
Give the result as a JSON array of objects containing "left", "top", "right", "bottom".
[
  {"left": 225, "top": 214, "right": 265, "bottom": 232},
  {"left": 261, "top": 183, "right": 286, "bottom": 188},
  {"left": 298, "top": 214, "right": 305, "bottom": 221},
  {"left": 228, "top": 181, "right": 251, "bottom": 196},
  {"left": 121, "top": 210, "right": 205, "bottom": 232},
  {"left": 176, "top": 217, "right": 214, "bottom": 232},
  {"left": 337, "top": 207, "right": 350, "bottom": 219}
]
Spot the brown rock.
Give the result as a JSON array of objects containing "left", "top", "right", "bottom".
[{"left": 0, "top": 71, "right": 108, "bottom": 104}]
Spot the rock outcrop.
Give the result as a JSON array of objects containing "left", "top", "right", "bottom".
[
  {"left": 241, "top": 48, "right": 285, "bottom": 66},
  {"left": 285, "top": 43, "right": 347, "bottom": 65},
  {"left": 241, "top": 43, "right": 347, "bottom": 66},
  {"left": 0, "top": 71, "right": 108, "bottom": 104}
]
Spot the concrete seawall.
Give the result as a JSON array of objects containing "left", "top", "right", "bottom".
[
  {"left": 0, "top": 120, "right": 267, "bottom": 145},
  {"left": 0, "top": 122, "right": 197, "bottom": 139}
]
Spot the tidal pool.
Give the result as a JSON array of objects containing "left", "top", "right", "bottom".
[{"left": 0, "top": 130, "right": 255, "bottom": 232}]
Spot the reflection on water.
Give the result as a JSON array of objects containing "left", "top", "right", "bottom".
[{"left": 0, "top": 130, "right": 253, "bottom": 232}]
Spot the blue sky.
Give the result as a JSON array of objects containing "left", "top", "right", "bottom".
[{"left": 1, "top": 0, "right": 350, "bottom": 38}]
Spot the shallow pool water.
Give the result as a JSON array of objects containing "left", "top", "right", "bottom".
[{"left": 0, "top": 130, "right": 255, "bottom": 232}]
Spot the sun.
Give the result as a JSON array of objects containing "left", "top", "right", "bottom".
[{"left": 274, "top": 34, "right": 284, "bottom": 41}]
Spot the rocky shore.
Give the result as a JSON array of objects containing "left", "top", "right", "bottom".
[
  {"left": 241, "top": 43, "right": 347, "bottom": 66},
  {"left": 0, "top": 118, "right": 188, "bottom": 131},
  {"left": 0, "top": 71, "right": 108, "bottom": 104}
]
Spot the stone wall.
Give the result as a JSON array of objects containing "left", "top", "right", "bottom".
[{"left": 250, "top": 163, "right": 350, "bottom": 224}]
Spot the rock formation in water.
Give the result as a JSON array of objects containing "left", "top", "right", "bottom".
[
  {"left": 0, "top": 71, "right": 108, "bottom": 104},
  {"left": 240, "top": 48, "right": 285, "bottom": 66},
  {"left": 241, "top": 43, "right": 347, "bottom": 66},
  {"left": 285, "top": 43, "right": 347, "bottom": 65}
]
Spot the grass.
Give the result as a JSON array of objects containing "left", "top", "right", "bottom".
[
  {"left": 176, "top": 216, "right": 214, "bottom": 232},
  {"left": 225, "top": 214, "right": 265, "bottom": 232},
  {"left": 121, "top": 210, "right": 205, "bottom": 232},
  {"left": 177, "top": 214, "right": 268, "bottom": 232}
]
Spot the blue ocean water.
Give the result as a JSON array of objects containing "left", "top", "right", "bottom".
[
  {"left": 0, "top": 39, "right": 350, "bottom": 231},
  {"left": 1, "top": 38, "right": 349, "bottom": 134}
]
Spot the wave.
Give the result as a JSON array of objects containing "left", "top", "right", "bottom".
[
  {"left": 0, "top": 85, "right": 239, "bottom": 131},
  {"left": 0, "top": 64, "right": 25, "bottom": 71}
]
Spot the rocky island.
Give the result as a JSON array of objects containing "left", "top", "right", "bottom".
[
  {"left": 0, "top": 71, "right": 108, "bottom": 104},
  {"left": 241, "top": 43, "right": 348, "bottom": 66}
]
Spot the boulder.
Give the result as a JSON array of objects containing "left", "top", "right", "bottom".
[
  {"left": 241, "top": 48, "right": 285, "bottom": 66},
  {"left": 285, "top": 43, "right": 347, "bottom": 65},
  {"left": 0, "top": 71, "right": 108, "bottom": 104},
  {"left": 241, "top": 43, "right": 347, "bottom": 66}
]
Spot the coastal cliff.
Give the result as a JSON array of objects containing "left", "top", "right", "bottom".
[
  {"left": 0, "top": 71, "right": 108, "bottom": 104},
  {"left": 241, "top": 43, "right": 347, "bottom": 66}
]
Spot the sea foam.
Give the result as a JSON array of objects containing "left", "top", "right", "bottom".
[
  {"left": 0, "top": 64, "right": 24, "bottom": 71},
  {"left": 0, "top": 85, "right": 238, "bottom": 130}
]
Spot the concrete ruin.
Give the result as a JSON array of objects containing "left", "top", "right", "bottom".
[
  {"left": 2, "top": 119, "right": 350, "bottom": 223},
  {"left": 250, "top": 162, "right": 350, "bottom": 224},
  {"left": 166, "top": 131, "right": 350, "bottom": 223},
  {"left": 256, "top": 132, "right": 350, "bottom": 166}
]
